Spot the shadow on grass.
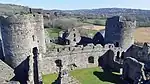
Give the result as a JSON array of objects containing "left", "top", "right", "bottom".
[{"left": 93, "top": 71, "right": 125, "bottom": 84}]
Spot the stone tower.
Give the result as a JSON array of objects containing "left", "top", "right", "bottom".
[
  {"left": 0, "top": 13, "right": 45, "bottom": 84},
  {"left": 34, "top": 14, "right": 46, "bottom": 53},
  {"left": 105, "top": 16, "right": 136, "bottom": 51}
]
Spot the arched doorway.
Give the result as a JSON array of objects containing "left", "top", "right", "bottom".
[
  {"left": 88, "top": 56, "right": 94, "bottom": 63},
  {"left": 55, "top": 59, "right": 62, "bottom": 67},
  {"left": 32, "top": 47, "right": 39, "bottom": 84}
]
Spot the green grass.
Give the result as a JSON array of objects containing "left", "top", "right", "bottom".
[
  {"left": 84, "top": 19, "right": 106, "bottom": 26},
  {"left": 45, "top": 28, "right": 62, "bottom": 38},
  {"left": 42, "top": 67, "right": 124, "bottom": 84},
  {"left": 70, "top": 67, "right": 124, "bottom": 84},
  {"left": 42, "top": 73, "right": 58, "bottom": 84}
]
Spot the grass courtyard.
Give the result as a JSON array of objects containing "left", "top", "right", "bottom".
[{"left": 42, "top": 67, "right": 124, "bottom": 84}]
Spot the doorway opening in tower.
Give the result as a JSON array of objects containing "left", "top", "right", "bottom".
[{"left": 33, "top": 47, "right": 39, "bottom": 84}]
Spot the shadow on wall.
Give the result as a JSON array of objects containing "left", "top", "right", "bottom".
[
  {"left": 11, "top": 56, "right": 30, "bottom": 84},
  {"left": 98, "top": 50, "right": 114, "bottom": 71},
  {"left": 77, "top": 36, "right": 93, "bottom": 46},
  {"left": 93, "top": 32, "right": 105, "bottom": 46},
  {"left": 93, "top": 71, "right": 125, "bottom": 84}
]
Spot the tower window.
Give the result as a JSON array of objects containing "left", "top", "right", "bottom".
[
  {"left": 73, "top": 38, "right": 76, "bottom": 41},
  {"left": 32, "top": 35, "right": 35, "bottom": 41},
  {"left": 74, "top": 33, "right": 76, "bottom": 37},
  {"left": 57, "top": 48, "right": 60, "bottom": 52}
]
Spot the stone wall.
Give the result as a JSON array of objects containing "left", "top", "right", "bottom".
[
  {"left": 0, "top": 59, "right": 14, "bottom": 83},
  {"left": 122, "top": 57, "right": 146, "bottom": 83},
  {"left": 34, "top": 14, "right": 46, "bottom": 53},
  {"left": 42, "top": 44, "right": 123, "bottom": 74}
]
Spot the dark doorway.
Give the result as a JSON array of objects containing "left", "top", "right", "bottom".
[
  {"left": 32, "top": 47, "right": 39, "bottom": 84},
  {"left": 55, "top": 59, "right": 62, "bottom": 67},
  {"left": 115, "top": 42, "right": 119, "bottom": 47},
  {"left": 88, "top": 56, "right": 94, "bottom": 63},
  {"left": 121, "top": 52, "right": 125, "bottom": 59},
  {"left": 116, "top": 51, "right": 120, "bottom": 59}
]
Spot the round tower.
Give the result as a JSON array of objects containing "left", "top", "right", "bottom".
[
  {"left": 34, "top": 14, "right": 46, "bottom": 53},
  {"left": 105, "top": 16, "right": 136, "bottom": 51},
  {"left": 0, "top": 14, "right": 37, "bottom": 68}
]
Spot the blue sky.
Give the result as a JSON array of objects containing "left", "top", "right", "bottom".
[{"left": 0, "top": 0, "right": 149, "bottom": 10}]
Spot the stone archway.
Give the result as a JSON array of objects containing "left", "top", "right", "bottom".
[
  {"left": 55, "top": 59, "right": 62, "bottom": 67},
  {"left": 88, "top": 56, "right": 94, "bottom": 63}
]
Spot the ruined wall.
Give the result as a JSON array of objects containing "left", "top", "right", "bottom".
[
  {"left": 105, "top": 16, "right": 136, "bottom": 51},
  {"left": 123, "top": 57, "right": 146, "bottom": 83},
  {"left": 125, "top": 43, "right": 150, "bottom": 63},
  {"left": 0, "top": 59, "right": 14, "bottom": 83},
  {"left": 66, "top": 28, "right": 81, "bottom": 46},
  {"left": 42, "top": 44, "right": 123, "bottom": 74}
]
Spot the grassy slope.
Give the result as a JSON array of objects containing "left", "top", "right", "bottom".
[
  {"left": 43, "top": 67, "right": 123, "bottom": 84},
  {"left": 42, "top": 73, "right": 58, "bottom": 84}
]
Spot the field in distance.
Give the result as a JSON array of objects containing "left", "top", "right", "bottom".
[{"left": 82, "top": 26, "right": 150, "bottom": 43}]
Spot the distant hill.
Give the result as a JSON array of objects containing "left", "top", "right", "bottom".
[
  {"left": 63, "top": 8, "right": 150, "bottom": 17},
  {"left": 0, "top": 3, "right": 150, "bottom": 17},
  {"left": 0, "top": 3, "right": 150, "bottom": 27}
]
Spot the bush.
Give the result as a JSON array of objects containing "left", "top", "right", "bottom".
[{"left": 53, "top": 18, "right": 83, "bottom": 30}]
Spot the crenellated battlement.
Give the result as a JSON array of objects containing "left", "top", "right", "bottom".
[{"left": 44, "top": 43, "right": 123, "bottom": 58}]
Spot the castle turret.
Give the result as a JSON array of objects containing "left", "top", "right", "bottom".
[
  {"left": 0, "top": 14, "right": 45, "bottom": 84},
  {"left": 0, "top": 14, "right": 36, "bottom": 68},
  {"left": 34, "top": 14, "right": 46, "bottom": 53},
  {"left": 105, "top": 16, "right": 136, "bottom": 51}
]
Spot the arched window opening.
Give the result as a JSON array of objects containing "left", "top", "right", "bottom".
[
  {"left": 57, "top": 48, "right": 60, "bottom": 52},
  {"left": 74, "top": 33, "right": 76, "bottom": 37},
  {"left": 55, "top": 59, "right": 62, "bottom": 67},
  {"left": 68, "top": 47, "right": 71, "bottom": 51},
  {"left": 73, "top": 38, "right": 76, "bottom": 41},
  {"left": 116, "top": 51, "right": 120, "bottom": 59},
  {"left": 32, "top": 35, "right": 35, "bottom": 41},
  {"left": 88, "top": 56, "right": 94, "bottom": 63},
  {"left": 32, "top": 47, "right": 38, "bottom": 56},
  {"left": 109, "top": 45, "right": 111, "bottom": 48}
]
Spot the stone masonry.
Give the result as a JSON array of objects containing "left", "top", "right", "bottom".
[{"left": 0, "top": 13, "right": 150, "bottom": 84}]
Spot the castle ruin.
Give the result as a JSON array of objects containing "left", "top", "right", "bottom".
[{"left": 0, "top": 12, "right": 149, "bottom": 84}]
